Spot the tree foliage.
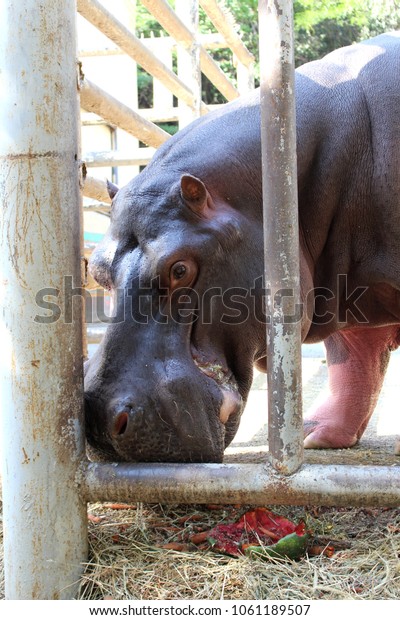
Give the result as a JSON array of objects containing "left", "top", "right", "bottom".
[
  {"left": 293, "top": 0, "right": 400, "bottom": 65},
  {"left": 134, "top": 0, "right": 400, "bottom": 109}
]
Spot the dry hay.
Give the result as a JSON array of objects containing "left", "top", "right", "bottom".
[
  {"left": 0, "top": 496, "right": 399, "bottom": 599},
  {"left": 1, "top": 354, "right": 399, "bottom": 600},
  {"left": 82, "top": 503, "right": 399, "bottom": 599}
]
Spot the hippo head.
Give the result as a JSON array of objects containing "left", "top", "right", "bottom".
[{"left": 84, "top": 168, "right": 266, "bottom": 463}]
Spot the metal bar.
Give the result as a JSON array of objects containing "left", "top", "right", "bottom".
[
  {"left": 141, "top": 0, "right": 239, "bottom": 101},
  {"left": 83, "top": 206, "right": 111, "bottom": 216},
  {"left": 237, "top": 61, "right": 255, "bottom": 96},
  {"left": 259, "top": 0, "right": 303, "bottom": 474},
  {"left": 77, "top": 0, "right": 208, "bottom": 113},
  {"left": 0, "top": 0, "right": 87, "bottom": 599},
  {"left": 79, "top": 75, "right": 170, "bottom": 148},
  {"left": 82, "top": 175, "right": 112, "bottom": 203},
  {"left": 199, "top": 0, "right": 255, "bottom": 68},
  {"left": 176, "top": 0, "right": 202, "bottom": 128},
  {"left": 87, "top": 325, "right": 108, "bottom": 344},
  {"left": 85, "top": 106, "right": 179, "bottom": 123},
  {"left": 82, "top": 462, "right": 400, "bottom": 507},
  {"left": 79, "top": 33, "right": 234, "bottom": 56},
  {"left": 83, "top": 148, "right": 156, "bottom": 167},
  {"left": 127, "top": 106, "right": 179, "bottom": 122}
]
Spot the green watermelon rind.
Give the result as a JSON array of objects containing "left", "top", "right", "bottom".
[{"left": 244, "top": 532, "right": 309, "bottom": 560}]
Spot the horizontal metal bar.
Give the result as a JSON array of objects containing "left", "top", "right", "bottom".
[
  {"left": 86, "top": 325, "right": 107, "bottom": 343},
  {"left": 78, "top": 33, "right": 231, "bottom": 57},
  {"left": 81, "top": 104, "right": 223, "bottom": 127},
  {"left": 83, "top": 147, "right": 156, "bottom": 167},
  {"left": 82, "top": 461, "right": 400, "bottom": 507}
]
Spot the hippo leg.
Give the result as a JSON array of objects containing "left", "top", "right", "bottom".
[{"left": 304, "top": 325, "right": 400, "bottom": 449}]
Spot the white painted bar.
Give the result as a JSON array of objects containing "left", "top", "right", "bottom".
[
  {"left": 177, "top": 0, "right": 202, "bottom": 127},
  {"left": 83, "top": 147, "right": 156, "bottom": 167},
  {"left": 0, "top": 0, "right": 87, "bottom": 599},
  {"left": 83, "top": 174, "right": 112, "bottom": 203},
  {"left": 79, "top": 76, "right": 170, "bottom": 148}
]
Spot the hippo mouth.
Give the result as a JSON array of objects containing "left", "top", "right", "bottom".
[{"left": 191, "top": 353, "right": 243, "bottom": 426}]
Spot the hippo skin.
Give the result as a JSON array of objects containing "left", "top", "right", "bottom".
[{"left": 85, "top": 33, "right": 400, "bottom": 463}]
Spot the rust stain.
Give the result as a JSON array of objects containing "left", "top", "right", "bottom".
[
  {"left": 22, "top": 447, "right": 30, "bottom": 464},
  {"left": 0, "top": 151, "right": 64, "bottom": 161}
]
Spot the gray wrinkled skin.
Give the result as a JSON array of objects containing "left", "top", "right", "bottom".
[{"left": 85, "top": 34, "right": 400, "bottom": 462}]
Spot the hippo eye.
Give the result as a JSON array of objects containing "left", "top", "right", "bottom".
[
  {"left": 172, "top": 263, "right": 187, "bottom": 280},
  {"left": 169, "top": 259, "right": 197, "bottom": 290}
]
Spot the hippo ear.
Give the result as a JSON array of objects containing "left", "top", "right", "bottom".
[
  {"left": 107, "top": 179, "right": 119, "bottom": 200},
  {"left": 180, "top": 174, "right": 208, "bottom": 215}
]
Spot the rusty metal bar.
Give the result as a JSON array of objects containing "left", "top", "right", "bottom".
[
  {"left": 77, "top": 0, "right": 208, "bottom": 114},
  {"left": 83, "top": 462, "right": 400, "bottom": 507},
  {"left": 259, "top": 0, "right": 303, "bottom": 474},
  {"left": 141, "top": 0, "right": 239, "bottom": 101},
  {"left": 0, "top": 0, "right": 87, "bottom": 599},
  {"left": 79, "top": 76, "right": 170, "bottom": 148}
]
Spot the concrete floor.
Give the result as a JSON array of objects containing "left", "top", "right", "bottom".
[{"left": 226, "top": 344, "right": 400, "bottom": 466}]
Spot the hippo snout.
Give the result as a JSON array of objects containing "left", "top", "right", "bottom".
[
  {"left": 84, "top": 327, "right": 245, "bottom": 463},
  {"left": 84, "top": 374, "right": 228, "bottom": 463}
]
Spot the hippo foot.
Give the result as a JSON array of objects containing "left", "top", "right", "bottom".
[{"left": 303, "top": 418, "right": 360, "bottom": 450}]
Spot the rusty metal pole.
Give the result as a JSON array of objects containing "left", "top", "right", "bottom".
[
  {"left": 83, "top": 462, "right": 400, "bottom": 507},
  {"left": 0, "top": 0, "right": 87, "bottom": 599},
  {"left": 258, "top": 0, "right": 304, "bottom": 474}
]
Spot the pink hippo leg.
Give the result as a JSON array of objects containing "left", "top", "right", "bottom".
[{"left": 304, "top": 325, "right": 400, "bottom": 449}]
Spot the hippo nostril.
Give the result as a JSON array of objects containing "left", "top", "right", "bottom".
[{"left": 113, "top": 411, "right": 130, "bottom": 436}]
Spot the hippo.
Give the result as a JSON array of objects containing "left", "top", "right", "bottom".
[{"left": 84, "top": 33, "right": 400, "bottom": 463}]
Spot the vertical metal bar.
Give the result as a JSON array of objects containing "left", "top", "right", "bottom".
[
  {"left": 237, "top": 61, "right": 255, "bottom": 96},
  {"left": 258, "top": 0, "right": 303, "bottom": 474},
  {"left": 176, "top": 0, "right": 202, "bottom": 127},
  {"left": 0, "top": 0, "right": 87, "bottom": 599}
]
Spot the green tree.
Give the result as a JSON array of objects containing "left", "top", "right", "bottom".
[
  {"left": 134, "top": 0, "right": 400, "bottom": 108},
  {"left": 293, "top": 0, "right": 400, "bottom": 65}
]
